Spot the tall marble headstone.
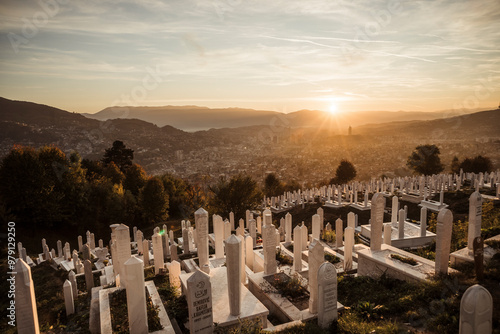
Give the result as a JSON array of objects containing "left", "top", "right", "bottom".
[
  {"left": 124, "top": 256, "right": 148, "bottom": 334},
  {"left": 213, "top": 215, "right": 224, "bottom": 259},
  {"left": 225, "top": 235, "right": 242, "bottom": 316},
  {"left": 195, "top": 208, "right": 210, "bottom": 273},
  {"left": 335, "top": 218, "right": 343, "bottom": 248},
  {"left": 68, "top": 270, "right": 78, "bottom": 297},
  {"left": 435, "top": 208, "right": 453, "bottom": 275},
  {"left": 467, "top": 191, "right": 482, "bottom": 252},
  {"left": 370, "top": 193, "right": 386, "bottom": 251},
  {"left": 63, "top": 280, "right": 74, "bottom": 315},
  {"left": 15, "top": 259, "right": 40, "bottom": 334},
  {"left": 114, "top": 224, "right": 132, "bottom": 288},
  {"left": 84, "top": 259, "right": 94, "bottom": 293},
  {"left": 169, "top": 260, "right": 181, "bottom": 294},
  {"left": 420, "top": 207, "right": 427, "bottom": 237},
  {"left": 152, "top": 231, "right": 164, "bottom": 275},
  {"left": 293, "top": 225, "right": 302, "bottom": 273},
  {"left": 263, "top": 220, "right": 277, "bottom": 276},
  {"left": 317, "top": 262, "right": 338, "bottom": 328},
  {"left": 308, "top": 239, "right": 324, "bottom": 314},
  {"left": 187, "top": 270, "right": 213, "bottom": 334},
  {"left": 344, "top": 227, "right": 354, "bottom": 272},
  {"left": 459, "top": 284, "right": 492, "bottom": 334},
  {"left": 312, "top": 214, "right": 321, "bottom": 241}
]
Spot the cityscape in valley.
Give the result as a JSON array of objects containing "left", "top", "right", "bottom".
[{"left": 1, "top": 0, "right": 500, "bottom": 334}]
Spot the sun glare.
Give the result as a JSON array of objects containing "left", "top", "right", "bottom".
[{"left": 328, "top": 102, "right": 339, "bottom": 115}]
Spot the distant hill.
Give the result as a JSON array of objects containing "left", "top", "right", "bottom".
[
  {"left": 84, "top": 105, "right": 470, "bottom": 132},
  {"left": 1, "top": 97, "right": 498, "bottom": 177},
  {"left": 355, "top": 109, "right": 500, "bottom": 138},
  {"left": 83, "top": 106, "right": 279, "bottom": 131}
]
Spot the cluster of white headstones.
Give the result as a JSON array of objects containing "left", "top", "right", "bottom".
[
  {"left": 265, "top": 171, "right": 500, "bottom": 211},
  {"left": 13, "top": 167, "right": 498, "bottom": 333}
]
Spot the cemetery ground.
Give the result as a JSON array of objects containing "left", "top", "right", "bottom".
[{"left": 2, "top": 187, "right": 500, "bottom": 334}]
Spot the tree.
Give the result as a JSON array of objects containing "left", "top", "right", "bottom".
[
  {"left": 264, "top": 173, "right": 284, "bottom": 197},
  {"left": 102, "top": 161, "right": 125, "bottom": 185},
  {"left": 140, "top": 177, "right": 169, "bottom": 225},
  {"left": 459, "top": 155, "right": 493, "bottom": 174},
  {"left": 209, "top": 174, "right": 263, "bottom": 219},
  {"left": 450, "top": 156, "right": 460, "bottom": 174},
  {"left": 159, "top": 173, "right": 189, "bottom": 218},
  {"left": 123, "top": 163, "right": 148, "bottom": 196},
  {"left": 330, "top": 160, "right": 357, "bottom": 184},
  {"left": 102, "top": 140, "right": 134, "bottom": 172},
  {"left": 406, "top": 144, "right": 444, "bottom": 175}
]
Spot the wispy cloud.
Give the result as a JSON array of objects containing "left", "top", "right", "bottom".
[{"left": 0, "top": 0, "right": 499, "bottom": 113}]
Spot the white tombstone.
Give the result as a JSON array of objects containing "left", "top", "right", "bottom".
[
  {"left": 225, "top": 235, "right": 242, "bottom": 316},
  {"left": 383, "top": 223, "right": 392, "bottom": 246},
  {"left": 249, "top": 218, "right": 257, "bottom": 248},
  {"left": 301, "top": 223, "right": 308, "bottom": 250},
  {"left": 435, "top": 208, "right": 453, "bottom": 275},
  {"left": 114, "top": 224, "right": 132, "bottom": 288},
  {"left": 187, "top": 270, "right": 213, "bottom": 334},
  {"left": 68, "top": 270, "right": 78, "bottom": 297},
  {"left": 78, "top": 235, "right": 83, "bottom": 252},
  {"left": 84, "top": 259, "right": 94, "bottom": 293},
  {"left": 237, "top": 235, "right": 246, "bottom": 284},
  {"left": 308, "top": 239, "right": 324, "bottom": 314},
  {"left": 263, "top": 221, "right": 277, "bottom": 276},
  {"left": 310, "top": 215, "right": 320, "bottom": 242},
  {"left": 282, "top": 215, "right": 291, "bottom": 246},
  {"left": 317, "top": 262, "right": 338, "bottom": 328},
  {"left": 90, "top": 233, "right": 96, "bottom": 250},
  {"left": 137, "top": 231, "right": 144, "bottom": 254},
  {"left": 398, "top": 209, "right": 405, "bottom": 239},
  {"left": 420, "top": 207, "right": 427, "bottom": 237},
  {"left": 152, "top": 232, "right": 164, "bottom": 275},
  {"left": 391, "top": 196, "right": 399, "bottom": 223},
  {"left": 335, "top": 218, "right": 343, "bottom": 248},
  {"left": 459, "top": 284, "right": 493, "bottom": 334},
  {"left": 467, "top": 192, "right": 482, "bottom": 252},
  {"left": 143, "top": 239, "right": 150, "bottom": 265},
  {"left": 124, "top": 256, "right": 148, "bottom": 334},
  {"left": 213, "top": 215, "right": 224, "bottom": 259},
  {"left": 347, "top": 212, "right": 355, "bottom": 229},
  {"left": 169, "top": 260, "right": 181, "bottom": 294},
  {"left": 245, "top": 236, "right": 254, "bottom": 271},
  {"left": 63, "top": 280, "right": 75, "bottom": 315},
  {"left": 170, "top": 244, "right": 178, "bottom": 262},
  {"left": 182, "top": 228, "right": 190, "bottom": 254},
  {"left": 257, "top": 216, "right": 262, "bottom": 234},
  {"left": 317, "top": 207, "right": 324, "bottom": 231},
  {"left": 344, "top": 227, "right": 354, "bottom": 272},
  {"left": 195, "top": 208, "right": 210, "bottom": 273},
  {"left": 162, "top": 224, "right": 170, "bottom": 260},
  {"left": 370, "top": 193, "right": 386, "bottom": 251},
  {"left": 15, "top": 259, "right": 40, "bottom": 334},
  {"left": 293, "top": 225, "right": 302, "bottom": 273},
  {"left": 230, "top": 211, "right": 235, "bottom": 231},
  {"left": 57, "top": 240, "right": 63, "bottom": 258},
  {"left": 224, "top": 220, "right": 232, "bottom": 242}
]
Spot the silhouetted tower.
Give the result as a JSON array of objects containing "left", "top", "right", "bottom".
[{"left": 348, "top": 126, "right": 352, "bottom": 136}]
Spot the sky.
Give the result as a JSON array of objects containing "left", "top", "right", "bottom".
[{"left": 0, "top": 0, "right": 499, "bottom": 114}]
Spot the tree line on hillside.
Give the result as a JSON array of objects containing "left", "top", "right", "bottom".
[{"left": 0, "top": 142, "right": 494, "bottom": 236}]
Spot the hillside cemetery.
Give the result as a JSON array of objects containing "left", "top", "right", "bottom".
[{"left": 11, "top": 170, "right": 500, "bottom": 333}]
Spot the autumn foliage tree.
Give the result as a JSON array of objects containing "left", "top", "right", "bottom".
[{"left": 407, "top": 144, "right": 444, "bottom": 176}]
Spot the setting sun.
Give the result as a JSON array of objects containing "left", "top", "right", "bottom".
[{"left": 328, "top": 102, "right": 339, "bottom": 115}]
